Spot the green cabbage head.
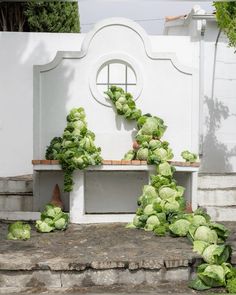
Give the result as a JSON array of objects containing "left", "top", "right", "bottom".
[
  {"left": 163, "top": 199, "right": 180, "bottom": 213},
  {"left": 181, "top": 150, "right": 197, "bottom": 162},
  {"left": 35, "top": 220, "right": 55, "bottom": 233},
  {"left": 136, "top": 148, "right": 149, "bottom": 160},
  {"left": 202, "top": 244, "right": 231, "bottom": 264},
  {"left": 149, "top": 140, "right": 162, "bottom": 150},
  {"left": 159, "top": 187, "right": 178, "bottom": 200},
  {"left": 169, "top": 219, "right": 191, "bottom": 237},
  {"left": 197, "top": 264, "right": 228, "bottom": 287},
  {"left": 194, "top": 226, "right": 218, "bottom": 244},
  {"left": 143, "top": 185, "right": 158, "bottom": 198},
  {"left": 7, "top": 222, "right": 31, "bottom": 240},
  {"left": 144, "top": 204, "right": 156, "bottom": 216},
  {"left": 141, "top": 117, "right": 158, "bottom": 135},
  {"left": 192, "top": 215, "right": 207, "bottom": 226},
  {"left": 158, "top": 162, "right": 172, "bottom": 177},
  {"left": 145, "top": 215, "right": 160, "bottom": 231}
]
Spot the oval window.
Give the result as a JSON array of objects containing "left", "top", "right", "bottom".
[
  {"left": 96, "top": 61, "right": 137, "bottom": 97},
  {"left": 89, "top": 54, "right": 143, "bottom": 107}
]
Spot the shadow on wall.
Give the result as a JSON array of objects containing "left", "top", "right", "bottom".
[{"left": 201, "top": 96, "right": 236, "bottom": 173}]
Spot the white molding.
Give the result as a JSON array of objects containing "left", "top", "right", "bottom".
[
  {"left": 33, "top": 164, "right": 199, "bottom": 172},
  {"left": 34, "top": 18, "right": 193, "bottom": 76}
]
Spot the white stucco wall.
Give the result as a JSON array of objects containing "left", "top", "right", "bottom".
[
  {"left": 0, "top": 32, "right": 85, "bottom": 177},
  {"left": 0, "top": 21, "right": 198, "bottom": 177},
  {"left": 201, "top": 22, "right": 236, "bottom": 173},
  {"left": 164, "top": 13, "right": 236, "bottom": 173}
]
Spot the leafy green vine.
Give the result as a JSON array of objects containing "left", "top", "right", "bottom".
[
  {"left": 214, "top": 2, "right": 236, "bottom": 49},
  {"left": 45, "top": 107, "right": 102, "bottom": 192},
  {"left": 106, "top": 85, "right": 236, "bottom": 293}
]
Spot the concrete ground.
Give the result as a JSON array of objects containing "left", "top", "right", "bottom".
[{"left": 0, "top": 221, "right": 235, "bottom": 294}]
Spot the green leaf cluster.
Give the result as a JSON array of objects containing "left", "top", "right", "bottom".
[
  {"left": 106, "top": 86, "right": 172, "bottom": 165},
  {"left": 7, "top": 221, "right": 31, "bottom": 240},
  {"left": 45, "top": 107, "right": 102, "bottom": 192},
  {"left": 214, "top": 2, "right": 236, "bottom": 48},
  {"left": 108, "top": 86, "right": 186, "bottom": 237},
  {"left": 45, "top": 137, "right": 62, "bottom": 160},
  {"left": 181, "top": 150, "right": 197, "bottom": 163},
  {"left": 0, "top": 1, "right": 80, "bottom": 33},
  {"left": 107, "top": 85, "right": 234, "bottom": 293},
  {"left": 24, "top": 1, "right": 80, "bottom": 33},
  {"left": 35, "top": 204, "right": 69, "bottom": 232}
]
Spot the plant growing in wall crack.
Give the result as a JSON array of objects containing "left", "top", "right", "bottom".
[
  {"left": 106, "top": 85, "right": 236, "bottom": 293},
  {"left": 45, "top": 107, "right": 102, "bottom": 192}
]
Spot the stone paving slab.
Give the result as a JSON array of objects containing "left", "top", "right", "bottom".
[
  {"left": 0, "top": 221, "right": 235, "bottom": 293},
  {"left": 1, "top": 222, "right": 236, "bottom": 271},
  {"left": 0, "top": 222, "right": 200, "bottom": 271},
  {"left": 0, "top": 283, "right": 228, "bottom": 294}
]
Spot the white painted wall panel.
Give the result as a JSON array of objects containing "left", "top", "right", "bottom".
[
  {"left": 35, "top": 20, "right": 197, "bottom": 163},
  {"left": 202, "top": 28, "right": 236, "bottom": 173},
  {"left": 0, "top": 32, "right": 85, "bottom": 177},
  {"left": 0, "top": 27, "right": 199, "bottom": 177}
]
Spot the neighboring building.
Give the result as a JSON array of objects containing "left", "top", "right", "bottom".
[
  {"left": 165, "top": 5, "right": 236, "bottom": 174},
  {"left": 164, "top": 5, "right": 236, "bottom": 219}
]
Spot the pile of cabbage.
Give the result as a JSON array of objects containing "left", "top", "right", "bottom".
[
  {"left": 35, "top": 204, "right": 69, "bottom": 233},
  {"left": 7, "top": 221, "right": 31, "bottom": 240},
  {"left": 6, "top": 204, "right": 69, "bottom": 240},
  {"left": 45, "top": 108, "right": 102, "bottom": 192},
  {"left": 106, "top": 86, "right": 173, "bottom": 164},
  {"left": 181, "top": 150, "right": 198, "bottom": 163},
  {"left": 106, "top": 85, "right": 236, "bottom": 293}
]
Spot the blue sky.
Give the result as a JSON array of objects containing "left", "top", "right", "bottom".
[{"left": 78, "top": 0, "right": 213, "bottom": 34}]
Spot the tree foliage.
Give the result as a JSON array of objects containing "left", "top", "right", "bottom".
[
  {"left": 0, "top": 1, "right": 80, "bottom": 33},
  {"left": 214, "top": 2, "right": 236, "bottom": 48},
  {"left": 25, "top": 1, "right": 80, "bottom": 33}
]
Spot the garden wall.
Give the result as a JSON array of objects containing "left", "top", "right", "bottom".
[
  {"left": 0, "top": 32, "right": 84, "bottom": 177},
  {"left": 0, "top": 27, "right": 196, "bottom": 177},
  {"left": 164, "top": 8, "right": 236, "bottom": 174},
  {"left": 164, "top": 7, "right": 236, "bottom": 219}
]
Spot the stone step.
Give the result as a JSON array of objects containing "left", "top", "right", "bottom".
[
  {"left": 0, "top": 222, "right": 204, "bottom": 291},
  {"left": 205, "top": 206, "right": 236, "bottom": 221},
  {"left": 0, "top": 222, "right": 235, "bottom": 292},
  {"left": 0, "top": 282, "right": 206, "bottom": 295},
  {"left": 0, "top": 175, "right": 32, "bottom": 194},
  {"left": 198, "top": 173, "right": 236, "bottom": 190},
  {"left": 198, "top": 188, "right": 236, "bottom": 206},
  {"left": 0, "top": 211, "right": 39, "bottom": 221},
  {"left": 0, "top": 194, "right": 33, "bottom": 211},
  {"left": 0, "top": 175, "right": 33, "bottom": 212},
  {"left": 197, "top": 174, "right": 236, "bottom": 220}
]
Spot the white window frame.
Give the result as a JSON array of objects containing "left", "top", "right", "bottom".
[{"left": 89, "top": 52, "right": 143, "bottom": 107}]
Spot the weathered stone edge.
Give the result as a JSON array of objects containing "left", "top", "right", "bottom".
[{"left": 0, "top": 257, "right": 200, "bottom": 271}]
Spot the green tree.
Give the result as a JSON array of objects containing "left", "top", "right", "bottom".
[
  {"left": 25, "top": 1, "right": 80, "bottom": 33},
  {"left": 0, "top": 1, "right": 80, "bottom": 33},
  {"left": 214, "top": 2, "right": 236, "bottom": 48}
]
